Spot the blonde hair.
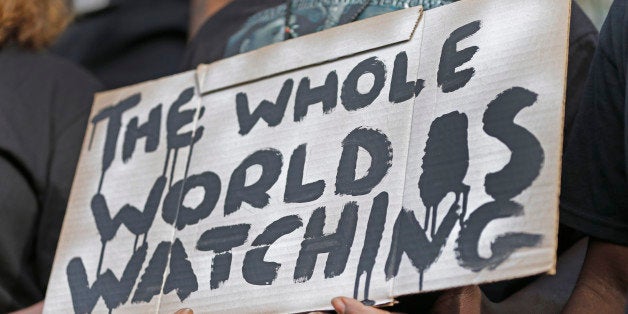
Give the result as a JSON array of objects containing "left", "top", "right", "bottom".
[{"left": 0, "top": 0, "right": 72, "bottom": 50}]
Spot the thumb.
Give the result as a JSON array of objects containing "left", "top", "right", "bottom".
[{"left": 331, "top": 297, "right": 390, "bottom": 314}]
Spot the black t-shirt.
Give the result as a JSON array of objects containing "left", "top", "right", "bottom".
[
  {"left": 52, "top": 0, "right": 189, "bottom": 89},
  {"left": 0, "top": 47, "right": 102, "bottom": 312},
  {"left": 183, "top": 0, "right": 599, "bottom": 306},
  {"left": 560, "top": 0, "right": 628, "bottom": 247}
]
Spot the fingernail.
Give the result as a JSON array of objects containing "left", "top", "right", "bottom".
[
  {"left": 175, "top": 308, "right": 193, "bottom": 314},
  {"left": 331, "top": 297, "right": 346, "bottom": 314}
]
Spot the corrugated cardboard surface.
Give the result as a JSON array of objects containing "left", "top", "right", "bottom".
[
  {"left": 44, "top": 0, "right": 570, "bottom": 312},
  {"left": 395, "top": 0, "right": 569, "bottom": 295}
]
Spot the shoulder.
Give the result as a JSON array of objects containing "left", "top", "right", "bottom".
[
  {"left": 0, "top": 47, "right": 101, "bottom": 92},
  {"left": 0, "top": 47, "right": 102, "bottom": 137}
]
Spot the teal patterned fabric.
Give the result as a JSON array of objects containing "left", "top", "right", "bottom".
[{"left": 224, "top": 0, "right": 455, "bottom": 57}]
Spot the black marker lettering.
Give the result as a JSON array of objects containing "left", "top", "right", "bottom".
[
  {"left": 67, "top": 244, "right": 147, "bottom": 313},
  {"left": 243, "top": 215, "right": 303, "bottom": 285},
  {"left": 341, "top": 57, "right": 387, "bottom": 111},
  {"left": 122, "top": 104, "right": 161, "bottom": 163},
  {"left": 354, "top": 192, "right": 388, "bottom": 303},
  {"left": 454, "top": 87, "right": 545, "bottom": 272},
  {"left": 455, "top": 201, "right": 542, "bottom": 271},
  {"left": 385, "top": 206, "right": 459, "bottom": 290},
  {"left": 437, "top": 21, "right": 481, "bottom": 93},
  {"left": 389, "top": 52, "right": 425, "bottom": 103},
  {"left": 163, "top": 239, "right": 198, "bottom": 301},
  {"left": 225, "top": 149, "right": 283, "bottom": 216},
  {"left": 236, "top": 79, "right": 294, "bottom": 135},
  {"left": 132, "top": 241, "right": 170, "bottom": 303},
  {"left": 336, "top": 128, "right": 392, "bottom": 196},
  {"left": 91, "top": 93, "right": 140, "bottom": 175},
  {"left": 419, "top": 111, "right": 470, "bottom": 236},
  {"left": 167, "top": 87, "right": 204, "bottom": 150},
  {"left": 294, "top": 204, "right": 358, "bottom": 282},
  {"left": 91, "top": 176, "right": 166, "bottom": 276},
  {"left": 482, "top": 87, "right": 544, "bottom": 200},
  {"left": 294, "top": 72, "right": 338, "bottom": 122},
  {"left": 163, "top": 171, "right": 221, "bottom": 230},
  {"left": 119, "top": 176, "right": 167, "bottom": 245},
  {"left": 284, "top": 144, "right": 325, "bottom": 203},
  {"left": 196, "top": 224, "right": 251, "bottom": 289}
]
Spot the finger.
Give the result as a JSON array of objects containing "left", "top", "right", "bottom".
[
  {"left": 174, "top": 309, "right": 194, "bottom": 314},
  {"left": 8, "top": 301, "right": 44, "bottom": 314},
  {"left": 331, "top": 297, "right": 390, "bottom": 314}
]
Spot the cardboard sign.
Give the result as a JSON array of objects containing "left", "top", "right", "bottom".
[{"left": 45, "top": 0, "right": 570, "bottom": 312}]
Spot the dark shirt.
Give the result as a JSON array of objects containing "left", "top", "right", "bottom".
[
  {"left": 182, "top": 0, "right": 454, "bottom": 68},
  {"left": 52, "top": 0, "right": 188, "bottom": 89},
  {"left": 560, "top": 0, "right": 628, "bottom": 247},
  {"left": 182, "top": 0, "right": 599, "bottom": 307},
  {"left": 0, "top": 47, "right": 102, "bottom": 312}
]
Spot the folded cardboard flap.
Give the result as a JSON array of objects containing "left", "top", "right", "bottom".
[{"left": 196, "top": 6, "right": 424, "bottom": 95}]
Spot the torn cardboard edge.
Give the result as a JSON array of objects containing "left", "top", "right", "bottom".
[
  {"left": 549, "top": 0, "right": 575, "bottom": 277},
  {"left": 196, "top": 6, "right": 424, "bottom": 95}
]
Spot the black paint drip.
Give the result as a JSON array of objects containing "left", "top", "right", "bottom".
[
  {"left": 91, "top": 176, "right": 166, "bottom": 277},
  {"left": 163, "top": 239, "right": 199, "bottom": 301},
  {"left": 353, "top": 192, "right": 388, "bottom": 304},
  {"left": 67, "top": 243, "right": 147, "bottom": 314},
  {"left": 419, "top": 111, "right": 470, "bottom": 237},
  {"left": 385, "top": 205, "right": 460, "bottom": 290}
]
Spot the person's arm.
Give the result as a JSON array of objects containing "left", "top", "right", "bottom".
[
  {"left": 0, "top": 156, "right": 39, "bottom": 312},
  {"left": 563, "top": 239, "right": 628, "bottom": 313}
]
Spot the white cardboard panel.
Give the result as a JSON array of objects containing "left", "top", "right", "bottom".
[
  {"left": 158, "top": 18, "right": 425, "bottom": 313},
  {"left": 197, "top": 6, "right": 423, "bottom": 94},
  {"left": 44, "top": 0, "right": 570, "bottom": 312},
  {"left": 45, "top": 71, "right": 202, "bottom": 314},
  {"left": 395, "top": 0, "right": 569, "bottom": 296}
]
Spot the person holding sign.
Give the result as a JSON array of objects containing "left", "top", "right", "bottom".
[
  {"left": 560, "top": 0, "right": 628, "bottom": 311},
  {"left": 183, "top": 0, "right": 599, "bottom": 312},
  {"left": 0, "top": 0, "right": 102, "bottom": 312},
  {"left": 332, "top": 0, "right": 628, "bottom": 312}
]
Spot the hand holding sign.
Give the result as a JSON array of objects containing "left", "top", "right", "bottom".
[{"left": 44, "top": 0, "right": 570, "bottom": 312}]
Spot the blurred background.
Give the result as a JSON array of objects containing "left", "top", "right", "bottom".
[{"left": 52, "top": 0, "right": 614, "bottom": 89}]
